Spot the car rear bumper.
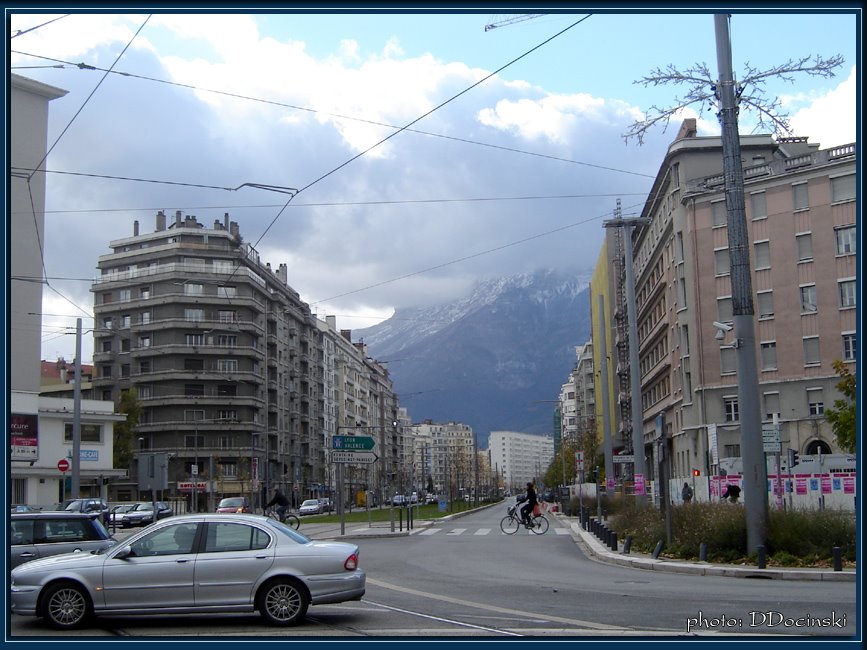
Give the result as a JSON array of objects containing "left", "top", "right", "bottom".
[{"left": 306, "top": 570, "right": 366, "bottom": 605}]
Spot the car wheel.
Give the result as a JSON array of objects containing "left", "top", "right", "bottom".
[
  {"left": 41, "top": 581, "right": 91, "bottom": 630},
  {"left": 257, "top": 578, "right": 309, "bottom": 626}
]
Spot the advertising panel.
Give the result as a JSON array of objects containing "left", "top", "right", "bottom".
[{"left": 10, "top": 413, "right": 38, "bottom": 461}]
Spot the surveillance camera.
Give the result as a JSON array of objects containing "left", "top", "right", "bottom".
[
  {"left": 715, "top": 329, "right": 726, "bottom": 341},
  {"left": 713, "top": 321, "right": 732, "bottom": 332}
]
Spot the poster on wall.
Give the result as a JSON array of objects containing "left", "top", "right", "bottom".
[{"left": 10, "top": 413, "right": 38, "bottom": 461}]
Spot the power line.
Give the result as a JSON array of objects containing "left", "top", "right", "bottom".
[{"left": 11, "top": 14, "right": 70, "bottom": 39}]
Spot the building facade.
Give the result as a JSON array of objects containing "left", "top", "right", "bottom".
[
  {"left": 90, "top": 212, "right": 327, "bottom": 508},
  {"left": 487, "top": 430, "right": 554, "bottom": 492},
  {"left": 601, "top": 119, "right": 856, "bottom": 492}
]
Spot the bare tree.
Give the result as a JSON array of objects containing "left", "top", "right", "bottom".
[{"left": 624, "top": 54, "right": 844, "bottom": 144}]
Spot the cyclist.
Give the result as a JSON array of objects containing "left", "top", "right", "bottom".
[
  {"left": 721, "top": 483, "right": 741, "bottom": 504},
  {"left": 520, "top": 482, "right": 538, "bottom": 528},
  {"left": 266, "top": 487, "right": 290, "bottom": 521}
]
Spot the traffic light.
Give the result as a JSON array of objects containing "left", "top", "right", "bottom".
[
  {"left": 692, "top": 468, "right": 700, "bottom": 477},
  {"left": 787, "top": 448, "right": 800, "bottom": 468}
]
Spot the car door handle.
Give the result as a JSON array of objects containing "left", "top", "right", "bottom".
[
  {"left": 176, "top": 558, "right": 191, "bottom": 563},
  {"left": 255, "top": 555, "right": 269, "bottom": 559},
  {"left": 20, "top": 552, "right": 36, "bottom": 558}
]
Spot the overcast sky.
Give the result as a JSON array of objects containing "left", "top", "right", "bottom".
[{"left": 6, "top": 9, "right": 858, "bottom": 364}]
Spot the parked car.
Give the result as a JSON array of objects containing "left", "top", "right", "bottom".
[
  {"left": 10, "top": 513, "right": 365, "bottom": 629},
  {"left": 318, "top": 498, "right": 333, "bottom": 513},
  {"left": 409, "top": 492, "right": 419, "bottom": 504},
  {"left": 10, "top": 504, "right": 38, "bottom": 513},
  {"left": 392, "top": 494, "right": 407, "bottom": 506},
  {"left": 108, "top": 504, "right": 137, "bottom": 527},
  {"left": 424, "top": 494, "right": 440, "bottom": 505},
  {"left": 298, "top": 499, "right": 322, "bottom": 516},
  {"left": 216, "top": 497, "right": 251, "bottom": 513},
  {"left": 9, "top": 512, "right": 116, "bottom": 569},
  {"left": 61, "top": 498, "right": 109, "bottom": 517}
]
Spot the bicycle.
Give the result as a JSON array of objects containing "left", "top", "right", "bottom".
[
  {"left": 500, "top": 503, "right": 549, "bottom": 535},
  {"left": 264, "top": 508, "right": 301, "bottom": 530}
]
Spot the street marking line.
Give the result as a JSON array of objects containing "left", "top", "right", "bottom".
[
  {"left": 364, "top": 599, "right": 522, "bottom": 637},
  {"left": 447, "top": 528, "right": 465, "bottom": 535},
  {"left": 366, "top": 577, "right": 622, "bottom": 630},
  {"left": 419, "top": 528, "right": 440, "bottom": 535},
  {"left": 474, "top": 528, "right": 490, "bottom": 535},
  {"left": 554, "top": 528, "right": 571, "bottom": 535}
]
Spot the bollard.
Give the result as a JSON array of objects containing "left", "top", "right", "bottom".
[
  {"left": 757, "top": 545, "right": 766, "bottom": 569},
  {"left": 609, "top": 530, "right": 618, "bottom": 552},
  {"left": 398, "top": 508, "right": 403, "bottom": 532},
  {"left": 699, "top": 542, "right": 708, "bottom": 562},
  {"left": 652, "top": 539, "right": 664, "bottom": 559},
  {"left": 407, "top": 505, "right": 413, "bottom": 530},
  {"left": 832, "top": 546, "right": 842, "bottom": 572},
  {"left": 623, "top": 535, "right": 632, "bottom": 555}
]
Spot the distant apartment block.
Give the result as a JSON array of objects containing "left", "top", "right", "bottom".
[{"left": 488, "top": 430, "right": 554, "bottom": 491}]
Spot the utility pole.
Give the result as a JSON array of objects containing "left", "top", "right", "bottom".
[
  {"left": 714, "top": 14, "right": 768, "bottom": 555},
  {"left": 598, "top": 295, "right": 614, "bottom": 492},
  {"left": 71, "top": 318, "right": 82, "bottom": 499}
]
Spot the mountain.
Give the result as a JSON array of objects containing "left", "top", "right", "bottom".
[{"left": 355, "top": 269, "right": 593, "bottom": 448}]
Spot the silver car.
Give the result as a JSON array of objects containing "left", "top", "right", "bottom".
[
  {"left": 10, "top": 513, "right": 365, "bottom": 629},
  {"left": 10, "top": 512, "right": 116, "bottom": 569}
]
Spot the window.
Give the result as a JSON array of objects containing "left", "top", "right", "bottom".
[
  {"left": 213, "top": 260, "right": 234, "bottom": 273},
  {"left": 185, "top": 409, "right": 205, "bottom": 422},
  {"left": 102, "top": 340, "right": 112, "bottom": 353},
  {"left": 138, "top": 385, "right": 152, "bottom": 399},
  {"left": 723, "top": 396, "right": 739, "bottom": 422},
  {"left": 186, "top": 334, "right": 204, "bottom": 346},
  {"left": 121, "top": 339, "right": 131, "bottom": 352},
  {"left": 711, "top": 200, "right": 727, "bottom": 227},
  {"left": 838, "top": 279, "right": 856, "bottom": 308},
  {"left": 803, "top": 337, "right": 820, "bottom": 366},
  {"left": 121, "top": 315, "right": 131, "bottom": 328},
  {"left": 185, "top": 308, "right": 204, "bottom": 322},
  {"left": 714, "top": 249, "right": 730, "bottom": 276},
  {"left": 760, "top": 341, "right": 777, "bottom": 370},
  {"left": 216, "top": 334, "right": 237, "bottom": 348},
  {"left": 138, "top": 335, "right": 151, "bottom": 348},
  {"left": 842, "top": 333, "right": 856, "bottom": 361},
  {"left": 754, "top": 241, "right": 770, "bottom": 269},
  {"left": 835, "top": 226, "right": 856, "bottom": 255},
  {"left": 723, "top": 444, "right": 741, "bottom": 458},
  {"left": 184, "top": 384, "right": 205, "bottom": 397},
  {"left": 218, "top": 310, "right": 237, "bottom": 323},
  {"left": 717, "top": 296, "right": 733, "bottom": 322},
  {"left": 217, "top": 385, "right": 237, "bottom": 397},
  {"left": 757, "top": 291, "right": 774, "bottom": 319},
  {"left": 763, "top": 392, "right": 780, "bottom": 421},
  {"left": 141, "top": 311, "right": 151, "bottom": 325},
  {"left": 750, "top": 191, "right": 767, "bottom": 220},
  {"left": 220, "top": 462, "right": 237, "bottom": 477},
  {"left": 184, "top": 358, "right": 205, "bottom": 371},
  {"left": 139, "top": 360, "right": 151, "bottom": 374},
  {"left": 184, "top": 283, "right": 203, "bottom": 296},
  {"left": 204, "top": 523, "right": 270, "bottom": 553},
  {"left": 830, "top": 174, "right": 856, "bottom": 203},
  {"left": 218, "top": 286, "right": 237, "bottom": 298},
  {"left": 140, "top": 287, "right": 151, "bottom": 300},
  {"left": 102, "top": 317, "right": 113, "bottom": 330},
  {"left": 217, "top": 359, "right": 238, "bottom": 373},
  {"left": 218, "top": 409, "right": 237, "bottom": 421},
  {"left": 800, "top": 285, "right": 817, "bottom": 313},
  {"left": 807, "top": 388, "right": 824, "bottom": 416},
  {"left": 184, "top": 257, "right": 206, "bottom": 269},
  {"left": 720, "top": 347, "right": 737, "bottom": 374},
  {"left": 64, "top": 423, "right": 102, "bottom": 443},
  {"left": 131, "top": 523, "right": 198, "bottom": 557},
  {"left": 795, "top": 233, "right": 813, "bottom": 262},
  {"left": 792, "top": 183, "right": 809, "bottom": 211},
  {"left": 119, "top": 289, "right": 131, "bottom": 302},
  {"left": 185, "top": 435, "right": 205, "bottom": 449}
]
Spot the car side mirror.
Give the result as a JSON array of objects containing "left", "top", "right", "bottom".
[{"left": 113, "top": 546, "right": 133, "bottom": 559}]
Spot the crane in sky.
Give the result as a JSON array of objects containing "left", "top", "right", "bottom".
[{"left": 484, "top": 14, "right": 546, "bottom": 31}]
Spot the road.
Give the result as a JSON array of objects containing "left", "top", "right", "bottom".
[{"left": 7, "top": 504, "right": 857, "bottom": 638}]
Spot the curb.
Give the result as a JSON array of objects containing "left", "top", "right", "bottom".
[{"left": 558, "top": 514, "right": 856, "bottom": 582}]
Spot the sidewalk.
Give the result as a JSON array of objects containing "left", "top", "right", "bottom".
[{"left": 556, "top": 513, "right": 856, "bottom": 582}]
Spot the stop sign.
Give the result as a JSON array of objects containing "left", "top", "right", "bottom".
[{"left": 57, "top": 458, "right": 70, "bottom": 472}]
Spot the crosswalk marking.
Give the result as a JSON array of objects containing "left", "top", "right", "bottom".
[{"left": 416, "top": 527, "right": 566, "bottom": 537}]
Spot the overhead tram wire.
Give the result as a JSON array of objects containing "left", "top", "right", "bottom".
[{"left": 251, "top": 15, "right": 593, "bottom": 250}]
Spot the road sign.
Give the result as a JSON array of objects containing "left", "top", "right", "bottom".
[
  {"left": 332, "top": 435, "right": 375, "bottom": 451},
  {"left": 574, "top": 450, "right": 585, "bottom": 471},
  {"left": 331, "top": 451, "right": 378, "bottom": 464},
  {"left": 57, "top": 458, "right": 69, "bottom": 472},
  {"left": 613, "top": 455, "right": 635, "bottom": 464},
  {"left": 762, "top": 425, "right": 781, "bottom": 453}
]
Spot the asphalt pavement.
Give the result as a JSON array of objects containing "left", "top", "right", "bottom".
[{"left": 109, "top": 507, "right": 855, "bottom": 582}]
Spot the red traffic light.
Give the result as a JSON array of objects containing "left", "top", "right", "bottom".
[{"left": 692, "top": 469, "right": 700, "bottom": 477}]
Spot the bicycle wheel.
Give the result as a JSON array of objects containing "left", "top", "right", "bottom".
[
  {"left": 500, "top": 515, "right": 519, "bottom": 535},
  {"left": 284, "top": 514, "right": 301, "bottom": 530},
  {"left": 530, "top": 515, "right": 549, "bottom": 535}
]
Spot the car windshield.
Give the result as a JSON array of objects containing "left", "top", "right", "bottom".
[
  {"left": 63, "top": 500, "right": 84, "bottom": 511},
  {"left": 113, "top": 505, "right": 135, "bottom": 512},
  {"left": 134, "top": 503, "right": 153, "bottom": 511},
  {"left": 265, "top": 519, "right": 311, "bottom": 543},
  {"left": 91, "top": 517, "right": 111, "bottom": 539},
  {"left": 301, "top": 500, "right": 319, "bottom": 507},
  {"left": 219, "top": 498, "right": 246, "bottom": 507}
]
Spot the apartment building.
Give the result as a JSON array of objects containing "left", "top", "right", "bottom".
[
  {"left": 90, "top": 212, "right": 326, "bottom": 508},
  {"left": 488, "top": 430, "right": 554, "bottom": 491},
  {"left": 610, "top": 119, "right": 856, "bottom": 485},
  {"left": 407, "top": 421, "right": 475, "bottom": 498}
]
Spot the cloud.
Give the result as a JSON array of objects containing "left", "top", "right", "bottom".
[{"left": 786, "top": 65, "right": 857, "bottom": 148}]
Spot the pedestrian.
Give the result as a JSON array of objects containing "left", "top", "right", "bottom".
[
  {"left": 681, "top": 482, "right": 693, "bottom": 503},
  {"left": 721, "top": 483, "right": 741, "bottom": 503}
]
